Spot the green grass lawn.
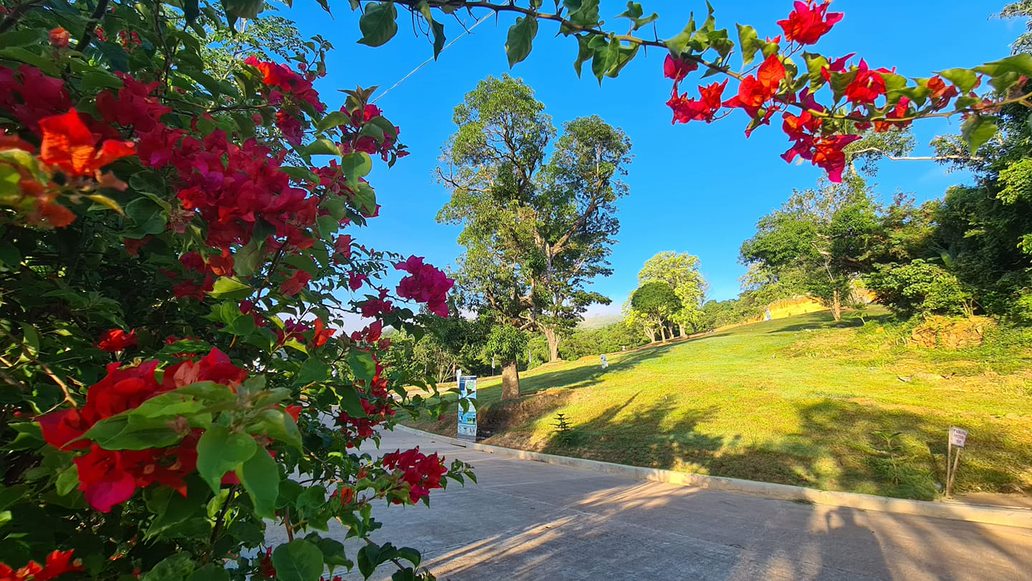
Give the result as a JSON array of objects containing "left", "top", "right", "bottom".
[{"left": 405, "top": 311, "right": 1032, "bottom": 500}]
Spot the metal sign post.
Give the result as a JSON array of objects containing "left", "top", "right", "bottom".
[
  {"left": 946, "top": 426, "right": 967, "bottom": 498},
  {"left": 456, "top": 371, "right": 478, "bottom": 441}
]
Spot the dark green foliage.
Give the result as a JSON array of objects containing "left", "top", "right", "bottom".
[
  {"left": 866, "top": 260, "right": 973, "bottom": 318},
  {"left": 557, "top": 321, "right": 647, "bottom": 360}
]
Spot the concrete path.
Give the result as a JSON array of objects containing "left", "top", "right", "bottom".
[{"left": 307, "top": 429, "right": 1032, "bottom": 580}]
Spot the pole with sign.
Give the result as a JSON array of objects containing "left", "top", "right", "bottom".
[
  {"left": 456, "top": 370, "right": 478, "bottom": 441},
  {"left": 945, "top": 426, "right": 967, "bottom": 497}
]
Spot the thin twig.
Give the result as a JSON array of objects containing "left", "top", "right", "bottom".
[{"left": 76, "top": 0, "right": 111, "bottom": 52}]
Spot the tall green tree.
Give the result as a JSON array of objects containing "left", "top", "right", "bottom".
[
  {"left": 638, "top": 251, "right": 707, "bottom": 336},
  {"left": 438, "top": 76, "right": 631, "bottom": 397},
  {"left": 741, "top": 182, "right": 882, "bottom": 321},
  {"left": 628, "top": 281, "right": 682, "bottom": 342}
]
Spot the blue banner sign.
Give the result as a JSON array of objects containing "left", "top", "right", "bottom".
[{"left": 457, "top": 373, "right": 477, "bottom": 441}]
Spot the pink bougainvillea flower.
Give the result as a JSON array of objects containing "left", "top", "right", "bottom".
[{"left": 395, "top": 256, "right": 453, "bottom": 317}]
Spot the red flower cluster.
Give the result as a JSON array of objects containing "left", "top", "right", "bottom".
[
  {"left": 777, "top": 0, "right": 843, "bottom": 45},
  {"left": 843, "top": 60, "right": 890, "bottom": 105},
  {"left": 38, "top": 109, "right": 136, "bottom": 184},
  {"left": 244, "top": 57, "right": 324, "bottom": 113},
  {"left": 38, "top": 350, "right": 246, "bottom": 512},
  {"left": 381, "top": 447, "right": 447, "bottom": 504},
  {"left": 668, "top": 81, "right": 727, "bottom": 124},
  {"left": 395, "top": 256, "right": 453, "bottom": 318},
  {"left": 0, "top": 65, "right": 70, "bottom": 134},
  {"left": 780, "top": 110, "right": 861, "bottom": 183},
  {"left": 97, "top": 329, "right": 137, "bottom": 352},
  {"left": 725, "top": 54, "right": 786, "bottom": 119},
  {"left": 0, "top": 550, "right": 82, "bottom": 581}
]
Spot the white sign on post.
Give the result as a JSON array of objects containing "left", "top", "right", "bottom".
[
  {"left": 949, "top": 426, "right": 968, "bottom": 448},
  {"left": 456, "top": 371, "right": 477, "bottom": 441}
]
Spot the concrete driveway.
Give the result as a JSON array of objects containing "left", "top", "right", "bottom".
[{"left": 290, "top": 428, "right": 1032, "bottom": 580}]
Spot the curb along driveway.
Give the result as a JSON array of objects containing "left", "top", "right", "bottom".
[{"left": 326, "top": 429, "right": 1032, "bottom": 580}]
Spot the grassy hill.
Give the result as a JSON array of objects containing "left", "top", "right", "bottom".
[{"left": 405, "top": 311, "right": 1032, "bottom": 500}]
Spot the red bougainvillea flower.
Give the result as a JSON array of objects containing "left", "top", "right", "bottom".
[
  {"left": 668, "top": 80, "right": 728, "bottom": 124},
  {"left": 49, "top": 27, "right": 71, "bottom": 48},
  {"left": 663, "top": 54, "right": 698, "bottom": 84},
  {"left": 163, "top": 348, "right": 248, "bottom": 390},
  {"left": 777, "top": 0, "right": 843, "bottom": 45},
  {"left": 725, "top": 54, "right": 786, "bottom": 118},
  {"left": 844, "top": 60, "right": 889, "bottom": 106},
  {"left": 873, "top": 97, "right": 913, "bottom": 132},
  {"left": 38, "top": 351, "right": 244, "bottom": 512},
  {"left": 0, "top": 550, "right": 83, "bottom": 581},
  {"left": 96, "top": 74, "right": 172, "bottom": 134},
  {"left": 381, "top": 447, "right": 448, "bottom": 504},
  {"left": 280, "top": 269, "right": 312, "bottom": 296},
  {"left": 38, "top": 109, "right": 136, "bottom": 178},
  {"left": 395, "top": 255, "right": 453, "bottom": 317},
  {"left": 244, "top": 56, "right": 325, "bottom": 113},
  {"left": 311, "top": 319, "right": 335, "bottom": 348},
  {"left": 97, "top": 328, "right": 137, "bottom": 352},
  {"left": 780, "top": 111, "right": 860, "bottom": 182},
  {"left": 926, "top": 76, "right": 960, "bottom": 109}
]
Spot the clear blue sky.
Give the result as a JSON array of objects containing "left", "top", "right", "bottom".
[{"left": 286, "top": 0, "right": 1023, "bottom": 318}]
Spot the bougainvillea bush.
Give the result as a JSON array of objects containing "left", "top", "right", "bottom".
[
  {"left": 1, "top": 0, "right": 1028, "bottom": 579},
  {"left": 0, "top": 1, "right": 471, "bottom": 579}
]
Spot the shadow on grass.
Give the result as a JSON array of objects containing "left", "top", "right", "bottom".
[{"left": 528, "top": 396, "right": 1030, "bottom": 500}]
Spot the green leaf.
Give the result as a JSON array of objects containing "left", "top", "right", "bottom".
[
  {"left": 272, "top": 540, "right": 325, "bottom": 581},
  {"left": 236, "top": 447, "right": 279, "bottom": 519},
  {"left": 961, "top": 115, "right": 998, "bottom": 154},
  {"left": 197, "top": 426, "right": 258, "bottom": 493},
  {"left": 340, "top": 151, "right": 373, "bottom": 185},
  {"left": 183, "top": 0, "right": 201, "bottom": 24},
  {"left": 141, "top": 553, "right": 195, "bottom": 581},
  {"left": 247, "top": 409, "right": 302, "bottom": 450},
  {"left": 338, "top": 385, "right": 365, "bottom": 418},
  {"left": 55, "top": 464, "right": 79, "bottom": 497},
  {"left": 209, "top": 277, "right": 253, "bottom": 300},
  {"left": 234, "top": 238, "right": 264, "bottom": 278},
  {"left": 130, "top": 391, "right": 205, "bottom": 419},
  {"left": 737, "top": 24, "right": 761, "bottom": 66},
  {"left": 221, "top": 0, "right": 264, "bottom": 28},
  {"left": 358, "top": 2, "right": 399, "bottom": 47},
  {"left": 940, "top": 68, "right": 979, "bottom": 94},
  {"left": 505, "top": 16, "right": 538, "bottom": 68},
  {"left": 564, "top": 0, "right": 600, "bottom": 28},
  {"left": 82, "top": 415, "right": 183, "bottom": 450},
  {"left": 618, "top": 1, "right": 658, "bottom": 31},
  {"left": 296, "top": 358, "right": 330, "bottom": 385},
  {"left": 300, "top": 138, "right": 341, "bottom": 157},
  {"left": 430, "top": 19, "right": 446, "bottom": 59},
  {"left": 313, "top": 536, "right": 351, "bottom": 570},
  {"left": 188, "top": 565, "right": 229, "bottom": 581},
  {"left": 124, "top": 198, "right": 168, "bottom": 239},
  {"left": 348, "top": 350, "right": 376, "bottom": 383},
  {"left": 316, "top": 111, "right": 350, "bottom": 133}
]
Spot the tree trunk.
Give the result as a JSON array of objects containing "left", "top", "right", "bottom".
[
  {"left": 831, "top": 289, "right": 842, "bottom": 321},
  {"left": 659, "top": 325, "right": 668, "bottom": 342},
  {"left": 501, "top": 361, "right": 520, "bottom": 400},
  {"left": 543, "top": 327, "right": 560, "bottom": 363}
]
